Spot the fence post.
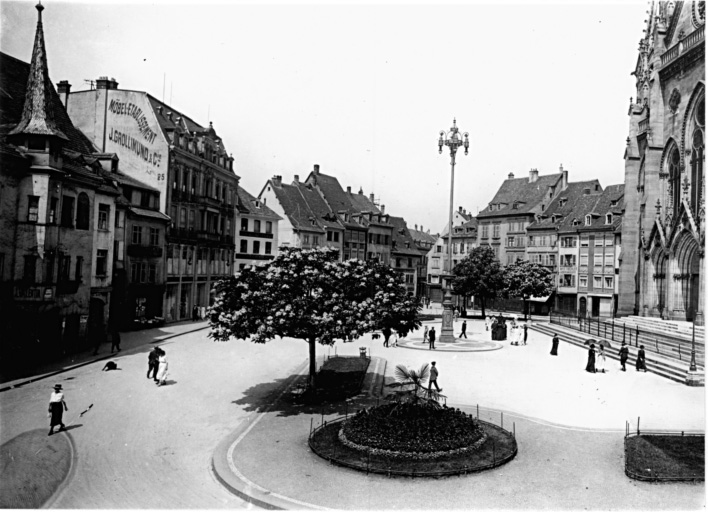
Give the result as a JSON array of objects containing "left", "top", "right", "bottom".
[
  {"left": 655, "top": 338, "right": 658, "bottom": 353},
  {"left": 501, "top": 412, "right": 504, "bottom": 430},
  {"left": 513, "top": 422, "right": 516, "bottom": 438},
  {"left": 310, "top": 418, "right": 313, "bottom": 437},
  {"left": 623, "top": 323, "right": 626, "bottom": 343},
  {"left": 679, "top": 344, "right": 682, "bottom": 361},
  {"left": 637, "top": 416, "right": 640, "bottom": 435},
  {"left": 477, "top": 404, "right": 479, "bottom": 419},
  {"left": 635, "top": 326, "right": 639, "bottom": 347},
  {"left": 612, "top": 320, "right": 614, "bottom": 340},
  {"left": 604, "top": 322, "right": 607, "bottom": 338}
]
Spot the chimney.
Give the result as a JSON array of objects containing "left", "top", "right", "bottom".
[
  {"left": 346, "top": 186, "right": 351, "bottom": 193},
  {"left": 370, "top": 193, "right": 375, "bottom": 202},
  {"left": 313, "top": 164, "right": 320, "bottom": 175},
  {"left": 508, "top": 172, "right": 515, "bottom": 179},
  {"left": 358, "top": 187, "right": 363, "bottom": 195},
  {"left": 381, "top": 205, "right": 385, "bottom": 214},
  {"left": 560, "top": 164, "right": 568, "bottom": 189},
  {"left": 529, "top": 168, "right": 539, "bottom": 183},
  {"left": 57, "top": 80, "right": 71, "bottom": 107},
  {"left": 96, "top": 76, "right": 119, "bottom": 90},
  {"left": 415, "top": 224, "right": 418, "bottom": 231},
  {"left": 272, "top": 175, "right": 282, "bottom": 187},
  {"left": 293, "top": 174, "right": 299, "bottom": 183},
  {"left": 458, "top": 206, "right": 463, "bottom": 213}
]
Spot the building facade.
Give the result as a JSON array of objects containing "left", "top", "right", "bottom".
[
  {"left": 619, "top": 1, "right": 704, "bottom": 324},
  {"left": 63, "top": 77, "right": 239, "bottom": 322},
  {"left": 0, "top": 5, "right": 121, "bottom": 367},
  {"left": 235, "top": 185, "right": 281, "bottom": 270}
]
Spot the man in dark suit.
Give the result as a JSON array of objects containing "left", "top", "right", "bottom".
[
  {"left": 428, "top": 327, "right": 436, "bottom": 349},
  {"left": 147, "top": 347, "right": 161, "bottom": 381}
]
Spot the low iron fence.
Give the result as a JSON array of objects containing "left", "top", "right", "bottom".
[
  {"left": 624, "top": 416, "right": 704, "bottom": 482},
  {"left": 308, "top": 405, "right": 518, "bottom": 478}
]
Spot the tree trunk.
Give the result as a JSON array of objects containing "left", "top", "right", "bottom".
[
  {"left": 523, "top": 297, "right": 528, "bottom": 320},
  {"left": 481, "top": 297, "right": 486, "bottom": 318},
  {"left": 308, "top": 337, "right": 316, "bottom": 388}
]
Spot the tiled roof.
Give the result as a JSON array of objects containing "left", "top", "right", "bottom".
[
  {"left": 270, "top": 181, "right": 324, "bottom": 233},
  {"left": 526, "top": 180, "right": 602, "bottom": 231},
  {"left": 409, "top": 228, "right": 437, "bottom": 245},
  {"left": 347, "top": 190, "right": 381, "bottom": 214},
  {"left": 477, "top": 172, "right": 564, "bottom": 218},
  {"left": 389, "top": 215, "right": 420, "bottom": 256},
  {"left": 0, "top": 51, "right": 96, "bottom": 154},
  {"left": 128, "top": 206, "right": 171, "bottom": 221},
  {"left": 236, "top": 185, "right": 282, "bottom": 220},
  {"left": 110, "top": 170, "right": 160, "bottom": 192},
  {"left": 146, "top": 94, "right": 210, "bottom": 138},
  {"left": 576, "top": 184, "right": 624, "bottom": 232},
  {"left": 307, "top": 171, "right": 357, "bottom": 214},
  {"left": 292, "top": 182, "right": 341, "bottom": 229}
]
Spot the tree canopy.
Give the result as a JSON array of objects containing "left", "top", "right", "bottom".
[
  {"left": 208, "top": 246, "right": 421, "bottom": 386},
  {"left": 451, "top": 246, "right": 504, "bottom": 317},
  {"left": 502, "top": 259, "right": 555, "bottom": 318}
]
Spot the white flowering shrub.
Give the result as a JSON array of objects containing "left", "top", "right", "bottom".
[{"left": 208, "top": 247, "right": 421, "bottom": 384}]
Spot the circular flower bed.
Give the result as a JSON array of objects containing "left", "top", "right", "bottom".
[{"left": 340, "top": 403, "right": 486, "bottom": 460}]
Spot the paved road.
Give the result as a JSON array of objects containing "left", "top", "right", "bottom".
[
  {"left": 0, "top": 319, "right": 704, "bottom": 509},
  {"left": 0, "top": 328, "right": 313, "bottom": 508}
]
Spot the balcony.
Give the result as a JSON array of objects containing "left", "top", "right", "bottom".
[
  {"left": 127, "top": 244, "right": 163, "bottom": 258},
  {"left": 638, "top": 117, "right": 650, "bottom": 136},
  {"left": 239, "top": 230, "right": 274, "bottom": 239},
  {"left": 198, "top": 195, "right": 223, "bottom": 208},
  {"left": 560, "top": 265, "right": 577, "bottom": 273},
  {"left": 661, "top": 25, "right": 704, "bottom": 68},
  {"left": 170, "top": 227, "right": 198, "bottom": 242}
]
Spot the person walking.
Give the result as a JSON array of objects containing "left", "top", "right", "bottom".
[
  {"left": 522, "top": 323, "right": 529, "bottom": 345},
  {"left": 428, "top": 326, "right": 436, "bottom": 350},
  {"left": 428, "top": 361, "right": 442, "bottom": 392},
  {"left": 109, "top": 322, "right": 121, "bottom": 353},
  {"left": 459, "top": 320, "right": 468, "bottom": 339},
  {"left": 147, "top": 346, "right": 160, "bottom": 381},
  {"left": 585, "top": 343, "right": 597, "bottom": 373},
  {"left": 636, "top": 345, "right": 648, "bottom": 372},
  {"left": 156, "top": 349, "right": 169, "bottom": 386},
  {"left": 48, "top": 384, "right": 68, "bottom": 436},
  {"left": 619, "top": 341, "right": 629, "bottom": 371},
  {"left": 550, "top": 333, "right": 559, "bottom": 355},
  {"left": 423, "top": 325, "right": 429, "bottom": 344},
  {"left": 192, "top": 304, "right": 200, "bottom": 321},
  {"left": 597, "top": 345, "right": 607, "bottom": 373}
]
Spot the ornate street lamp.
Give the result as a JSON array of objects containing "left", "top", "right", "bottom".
[{"left": 438, "top": 119, "right": 469, "bottom": 343}]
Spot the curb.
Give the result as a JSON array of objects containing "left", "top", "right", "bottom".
[
  {"left": 0, "top": 325, "right": 210, "bottom": 393},
  {"left": 42, "top": 430, "right": 78, "bottom": 509}
]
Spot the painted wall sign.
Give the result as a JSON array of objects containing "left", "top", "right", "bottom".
[
  {"left": 108, "top": 128, "right": 162, "bottom": 168},
  {"left": 108, "top": 99, "right": 158, "bottom": 144}
]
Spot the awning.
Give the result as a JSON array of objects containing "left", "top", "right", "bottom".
[{"left": 527, "top": 295, "right": 552, "bottom": 303}]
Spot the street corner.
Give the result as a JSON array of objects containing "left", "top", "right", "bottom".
[{"left": 0, "top": 428, "right": 76, "bottom": 509}]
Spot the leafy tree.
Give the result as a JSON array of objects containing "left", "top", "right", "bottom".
[
  {"left": 208, "top": 247, "right": 420, "bottom": 387},
  {"left": 503, "top": 259, "right": 555, "bottom": 319},
  {"left": 451, "top": 246, "right": 504, "bottom": 317}
]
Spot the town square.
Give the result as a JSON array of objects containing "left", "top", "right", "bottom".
[{"left": 0, "top": 1, "right": 705, "bottom": 510}]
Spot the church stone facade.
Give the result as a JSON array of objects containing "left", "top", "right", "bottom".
[{"left": 619, "top": 1, "right": 705, "bottom": 324}]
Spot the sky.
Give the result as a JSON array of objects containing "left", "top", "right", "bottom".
[{"left": 1, "top": 0, "right": 648, "bottom": 232}]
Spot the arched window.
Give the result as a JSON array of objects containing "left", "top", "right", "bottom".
[
  {"left": 669, "top": 147, "right": 681, "bottom": 216},
  {"left": 691, "top": 128, "right": 704, "bottom": 213},
  {"left": 76, "top": 193, "right": 90, "bottom": 230}
]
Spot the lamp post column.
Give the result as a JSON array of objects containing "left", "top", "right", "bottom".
[{"left": 438, "top": 119, "right": 468, "bottom": 344}]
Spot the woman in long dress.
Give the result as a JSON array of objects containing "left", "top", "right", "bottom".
[
  {"left": 48, "top": 384, "right": 68, "bottom": 435},
  {"left": 156, "top": 350, "right": 169, "bottom": 386},
  {"left": 636, "top": 345, "right": 647, "bottom": 372},
  {"left": 550, "top": 334, "right": 559, "bottom": 355},
  {"left": 585, "top": 344, "right": 596, "bottom": 373},
  {"left": 596, "top": 345, "right": 606, "bottom": 373}
]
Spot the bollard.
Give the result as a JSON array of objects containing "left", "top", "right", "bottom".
[
  {"left": 345, "top": 402, "right": 348, "bottom": 419},
  {"left": 513, "top": 422, "right": 516, "bottom": 438},
  {"left": 310, "top": 418, "right": 313, "bottom": 437},
  {"left": 477, "top": 404, "right": 479, "bottom": 419},
  {"left": 321, "top": 409, "right": 324, "bottom": 426},
  {"left": 637, "top": 416, "right": 640, "bottom": 435},
  {"left": 501, "top": 412, "right": 504, "bottom": 430}
]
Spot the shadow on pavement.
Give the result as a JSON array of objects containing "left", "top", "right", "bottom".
[{"left": 231, "top": 373, "right": 382, "bottom": 418}]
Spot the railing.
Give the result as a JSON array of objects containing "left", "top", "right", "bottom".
[
  {"left": 661, "top": 25, "right": 705, "bottom": 67},
  {"left": 127, "top": 244, "right": 163, "bottom": 258},
  {"left": 169, "top": 227, "right": 198, "bottom": 241},
  {"left": 239, "top": 230, "right": 274, "bottom": 239},
  {"left": 550, "top": 311, "right": 704, "bottom": 364},
  {"left": 638, "top": 117, "right": 650, "bottom": 135}
]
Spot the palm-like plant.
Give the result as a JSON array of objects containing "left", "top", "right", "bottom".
[{"left": 389, "top": 363, "right": 443, "bottom": 411}]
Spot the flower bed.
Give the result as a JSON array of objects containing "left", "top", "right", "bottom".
[{"left": 340, "top": 403, "right": 486, "bottom": 459}]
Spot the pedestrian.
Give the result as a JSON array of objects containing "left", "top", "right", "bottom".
[
  {"left": 109, "top": 322, "right": 121, "bottom": 353},
  {"left": 523, "top": 323, "right": 528, "bottom": 345},
  {"left": 485, "top": 316, "right": 490, "bottom": 331},
  {"left": 459, "top": 320, "right": 468, "bottom": 339},
  {"left": 636, "top": 345, "right": 648, "bottom": 372},
  {"left": 619, "top": 341, "right": 629, "bottom": 371},
  {"left": 428, "top": 326, "right": 436, "bottom": 350},
  {"left": 192, "top": 304, "right": 200, "bottom": 321},
  {"left": 147, "top": 346, "right": 160, "bottom": 381},
  {"left": 48, "top": 384, "right": 68, "bottom": 436},
  {"left": 423, "top": 325, "right": 429, "bottom": 344},
  {"left": 597, "top": 345, "right": 606, "bottom": 373},
  {"left": 550, "top": 333, "right": 559, "bottom": 355},
  {"left": 382, "top": 327, "right": 392, "bottom": 348},
  {"left": 428, "top": 361, "right": 442, "bottom": 392},
  {"left": 156, "top": 349, "right": 169, "bottom": 386},
  {"left": 585, "top": 343, "right": 596, "bottom": 373}
]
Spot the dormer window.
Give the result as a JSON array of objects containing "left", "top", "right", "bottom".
[
  {"left": 512, "top": 202, "right": 518, "bottom": 210},
  {"left": 559, "top": 198, "right": 567, "bottom": 207},
  {"left": 605, "top": 213, "right": 613, "bottom": 224},
  {"left": 573, "top": 218, "right": 580, "bottom": 226},
  {"left": 585, "top": 215, "right": 592, "bottom": 226},
  {"left": 610, "top": 200, "right": 618, "bottom": 207}
]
